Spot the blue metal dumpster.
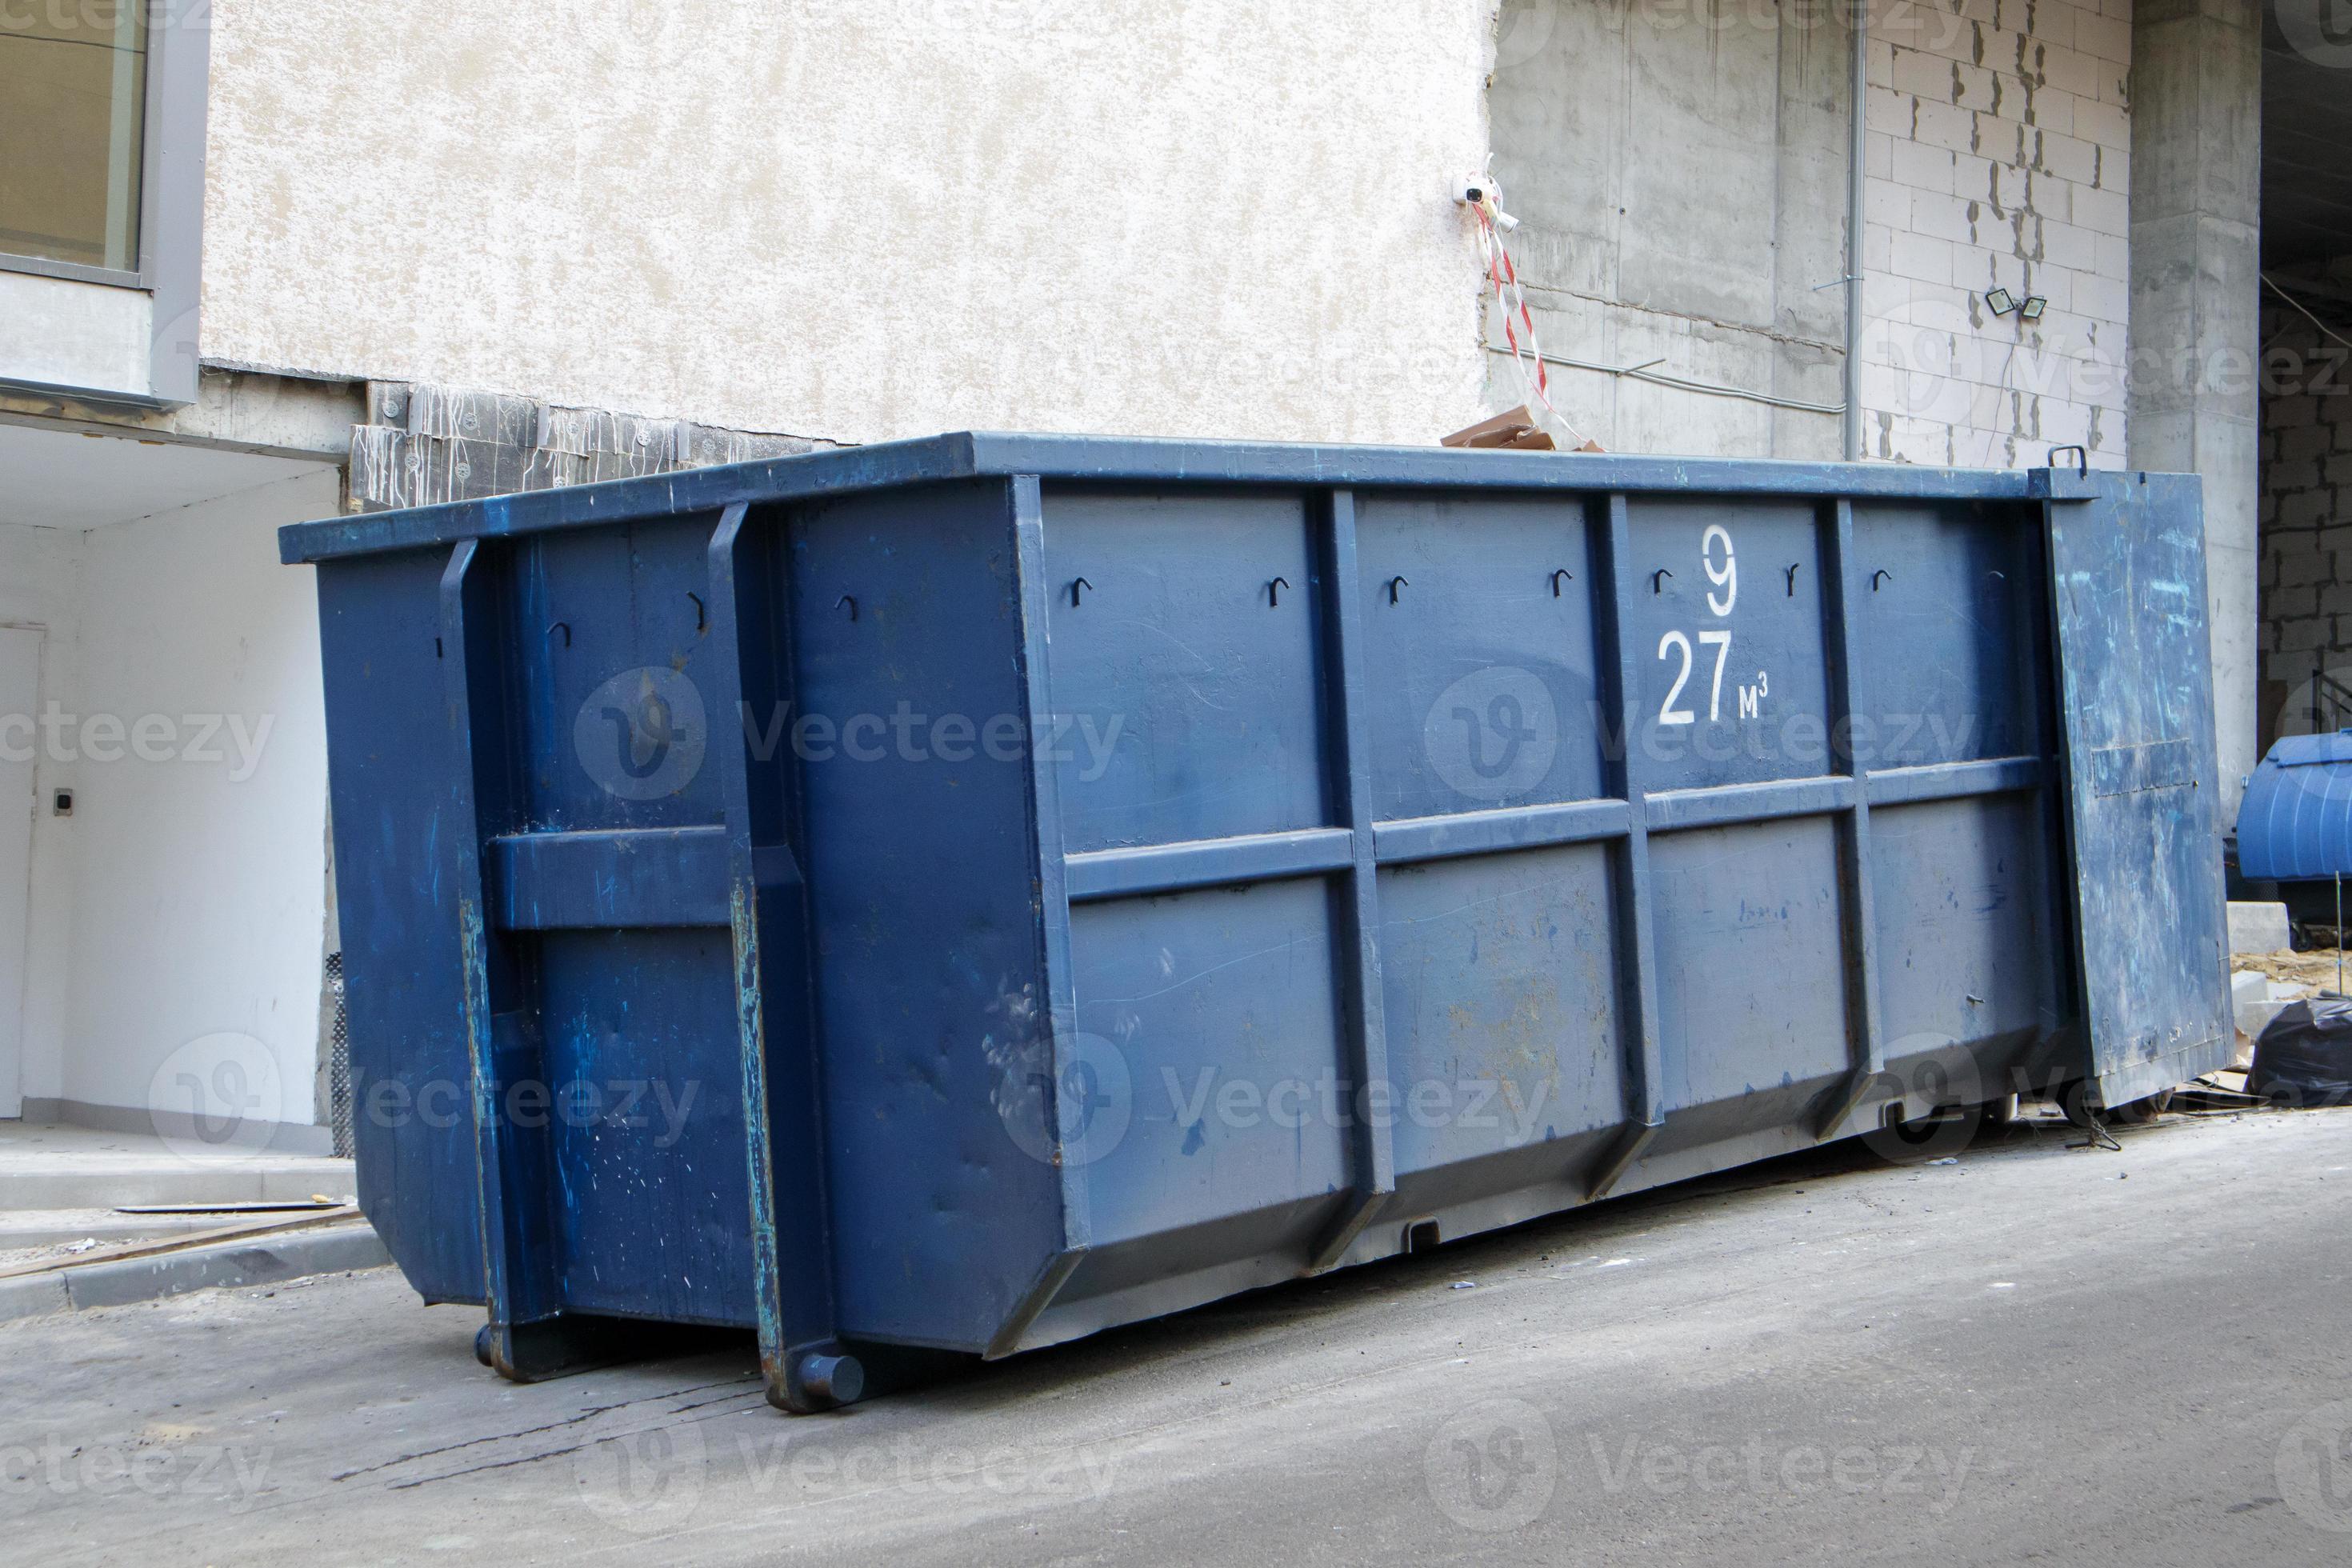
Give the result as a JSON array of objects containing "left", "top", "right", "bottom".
[{"left": 281, "top": 434, "right": 2234, "bottom": 1410}]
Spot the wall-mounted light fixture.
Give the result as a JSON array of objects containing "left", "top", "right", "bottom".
[{"left": 1984, "top": 288, "right": 2050, "bottom": 325}]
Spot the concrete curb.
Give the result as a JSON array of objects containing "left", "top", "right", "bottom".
[{"left": 0, "top": 1222, "right": 388, "bottom": 1322}]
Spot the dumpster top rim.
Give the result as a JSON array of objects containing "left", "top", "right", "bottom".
[{"left": 280, "top": 430, "right": 2146, "bottom": 565}]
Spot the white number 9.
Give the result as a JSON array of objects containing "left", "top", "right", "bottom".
[{"left": 1702, "top": 524, "right": 1736, "bottom": 618}]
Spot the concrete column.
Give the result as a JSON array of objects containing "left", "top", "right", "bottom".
[{"left": 2127, "top": 0, "right": 2262, "bottom": 816}]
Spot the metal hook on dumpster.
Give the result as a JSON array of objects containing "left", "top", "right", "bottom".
[
  {"left": 1070, "top": 576, "right": 1094, "bottom": 607},
  {"left": 1269, "top": 577, "right": 1290, "bottom": 607},
  {"left": 1870, "top": 570, "right": 1894, "bottom": 592},
  {"left": 1651, "top": 569, "right": 1672, "bottom": 594},
  {"left": 1785, "top": 563, "right": 1800, "bottom": 597},
  {"left": 837, "top": 594, "right": 858, "bottom": 622},
  {"left": 687, "top": 592, "right": 706, "bottom": 632},
  {"left": 1387, "top": 575, "right": 1408, "bottom": 604},
  {"left": 1550, "top": 569, "right": 1573, "bottom": 597},
  {"left": 2047, "top": 443, "right": 2088, "bottom": 478},
  {"left": 547, "top": 621, "right": 571, "bottom": 648}
]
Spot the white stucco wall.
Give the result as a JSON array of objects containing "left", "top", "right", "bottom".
[
  {"left": 62, "top": 469, "right": 335, "bottom": 1126},
  {"left": 200, "top": 0, "right": 1497, "bottom": 446},
  {"left": 0, "top": 519, "right": 85, "bottom": 1111}
]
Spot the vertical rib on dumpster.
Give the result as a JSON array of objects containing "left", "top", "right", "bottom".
[
  {"left": 439, "top": 539, "right": 613, "bottom": 1378},
  {"left": 990, "top": 474, "right": 1090, "bottom": 1354},
  {"left": 706, "top": 502, "right": 853, "bottom": 1412},
  {"left": 1586, "top": 494, "right": 1665, "bottom": 1198},
  {"left": 1814, "top": 498, "right": 1890, "bottom": 1136},
  {"left": 1306, "top": 490, "right": 1398, "bottom": 1270}
]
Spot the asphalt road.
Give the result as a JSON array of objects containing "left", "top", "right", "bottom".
[{"left": 7, "top": 1106, "right": 2352, "bottom": 1566}]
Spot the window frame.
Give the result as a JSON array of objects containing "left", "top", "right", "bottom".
[{"left": 0, "top": 0, "right": 208, "bottom": 404}]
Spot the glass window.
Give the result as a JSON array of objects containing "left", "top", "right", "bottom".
[{"left": 0, "top": 0, "right": 149, "bottom": 273}]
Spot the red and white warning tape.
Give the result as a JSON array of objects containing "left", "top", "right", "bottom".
[{"left": 1468, "top": 181, "right": 1593, "bottom": 450}]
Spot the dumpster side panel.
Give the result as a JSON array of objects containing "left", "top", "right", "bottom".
[
  {"left": 1870, "top": 795, "right": 2060, "bottom": 1066},
  {"left": 785, "top": 482, "right": 1069, "bottom": 1351},
  {"left": 1649, "top": 818, "right": 1852, "bottom": 1115},
  {"left": 1850, "top": 502, "right": 2064, "bottom": 1102},
  {"left": 1375, "top": 844, "right": 1626, "bottom": 1172},
  {"left": 1039, "top": 490, "right": 1331, "bottom": 853},
  {"left": 1620, "top": 499, "right": 1833, "bottom": 793},
  {"left": 1848, "top": 503, "right": 2044, "bottom": 766},
  {"left": 1352, "top": 494, "right": 1605, "bottom": 819},
  {"left": 316, "top": 551, "right": 487, "bottom": 1304},
  {"left": 1064, "top": 878, "right": 1350, "bottom": 1247}
]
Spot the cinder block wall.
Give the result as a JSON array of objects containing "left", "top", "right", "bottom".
[
  {"left": 1862, "top": 0, "right": 2134, "bottom": 468},
  {"left": 2258, "top": 304, "right": 2352, "bottom": 746}
]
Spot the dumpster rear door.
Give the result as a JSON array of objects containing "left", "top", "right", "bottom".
[{"left": 2043, "top": 469, "right": 2233, "bottom": 1107}]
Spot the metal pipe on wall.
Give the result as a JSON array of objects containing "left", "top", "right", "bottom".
[{"left": 1843, "top": 0, "right": 1868, "bottom": 462}]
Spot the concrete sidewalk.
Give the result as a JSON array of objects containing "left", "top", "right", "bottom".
[
  {"left": 6, "top": 1106, "right": 2352, "bottom": 1565},
  {"left": 0, "top": 1121, "right": 371, "bottom": 1311},
  {"left": 0, "top": 1122, "right": 354, "bottom": 1213}
]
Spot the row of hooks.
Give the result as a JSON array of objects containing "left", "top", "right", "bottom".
[
  {"left": 1059, "top": 570, "right": 1580, "bottom": 611},
  {"left": 494, "top": 561, "right": 2008, "bottom": 654}
]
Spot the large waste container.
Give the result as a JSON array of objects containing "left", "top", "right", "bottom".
[{"left": 282, "top": 434, "right": 2233, "bottom": 1410}]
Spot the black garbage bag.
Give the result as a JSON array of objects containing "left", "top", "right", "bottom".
[{"left": 2250, "top": 997, "right": 2352, "bottom": 1106}]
